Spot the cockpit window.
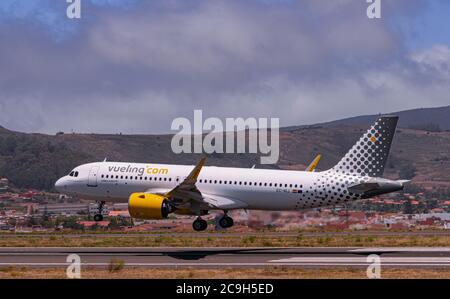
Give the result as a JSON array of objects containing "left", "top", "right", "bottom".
[
  {"left": 74, "top": 171, "right": 79, "bottom": 177},
  {"left": 69, "top": 171, "right": 75, "bottom": 177}
]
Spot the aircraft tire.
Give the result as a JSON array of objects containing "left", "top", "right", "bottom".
[
  {"left": 219, "top": 216, "right": 234, "bottom": 229},
  {"left": 94, "top": 214, "right": 104, "bottom": 222},
  {"left": 193, "top": 218, "right": 208, "bottom": 231}
]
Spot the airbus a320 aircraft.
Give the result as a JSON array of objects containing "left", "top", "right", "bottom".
[{"left": 55, "top": 116, "right": 408, "bottom": 231}]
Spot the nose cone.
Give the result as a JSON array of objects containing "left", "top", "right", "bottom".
[{"left": 55, "top": 177, "right": 65, "bottom": 192}]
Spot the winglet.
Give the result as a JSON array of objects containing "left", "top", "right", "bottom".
[
  {"left": 186, "top": 156, "right": 207, "bottom": 183},
  {"left": 306, "top": 154, "right": 321, "bottom": 172}
]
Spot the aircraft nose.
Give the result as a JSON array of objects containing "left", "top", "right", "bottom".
[{"left": 55, "top": 178, "right": 65, "bottom": 192}]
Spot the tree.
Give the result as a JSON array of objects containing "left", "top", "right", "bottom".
[{"left": 403, "top": 199, "right": 413, "bottom": 215}]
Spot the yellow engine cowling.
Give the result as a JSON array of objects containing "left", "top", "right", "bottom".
[{"left": 128, "top": 193, "right": 171, "bottom": 219}]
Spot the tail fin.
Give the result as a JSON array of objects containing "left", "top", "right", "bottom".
[{"left": 331, "top": 115, "right": 398, "bottom": 177}]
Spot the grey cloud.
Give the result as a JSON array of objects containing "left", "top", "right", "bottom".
[{"left": 0, "top": 0, "right": 448, "bottom": 134}]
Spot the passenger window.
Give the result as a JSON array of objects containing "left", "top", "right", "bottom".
[{"left": 106, "top": 175, "right": 109, "bottom": 178}]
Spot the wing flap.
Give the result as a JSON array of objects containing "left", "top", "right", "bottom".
[{"left": 202, "top": 194, "right": 248, "bottom": 209}]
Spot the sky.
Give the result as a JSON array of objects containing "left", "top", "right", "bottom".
[{"left": 0, "top": 0, "right": 449, "bottom": 134}]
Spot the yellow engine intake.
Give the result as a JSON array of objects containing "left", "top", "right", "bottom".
[{"left": 128, "top": 193, "right": 171, "bottom": 220}]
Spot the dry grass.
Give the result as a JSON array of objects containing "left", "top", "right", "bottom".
[
  {"left": 0, "top": 234, "right": 449, "bottom": 247},
  {"left": 1, "top": 266, "right": 450, "bottom": 279}
]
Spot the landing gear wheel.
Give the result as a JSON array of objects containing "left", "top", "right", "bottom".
[
  {"left": 218, "top": 216, "right": 234, "bottom": 229},
  {"left": 94, "top": 200, "right": 106, "bottom": 222},
  {"left": 192, "top": 218, "right": 208, "bottom": 231},
  {"left": 94, "top": 214, "right": 103, "bottom": 222}
]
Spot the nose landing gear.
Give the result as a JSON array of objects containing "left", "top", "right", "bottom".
[
  {"left": 192, "top": 217, "right": 208, "bottom": 231},
  {"left": 93, "top": 201, "right": 106, "bottom": 222}
]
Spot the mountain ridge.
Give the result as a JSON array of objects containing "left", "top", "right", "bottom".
[{"left": 283, "top": 105, "right": 450, "bottom": 132}]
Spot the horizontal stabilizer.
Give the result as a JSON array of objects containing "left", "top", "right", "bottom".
[{"left": 348, "top": 183, "right": 380, "bottom": 194}]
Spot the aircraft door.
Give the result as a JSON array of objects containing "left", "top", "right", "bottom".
[{"left": 88, "top": 165, "right": 100, "bottom": 187}]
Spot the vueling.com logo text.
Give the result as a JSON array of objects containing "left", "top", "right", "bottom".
[{"left": 108, "top": 165, "right": 169, "bottom": 176}]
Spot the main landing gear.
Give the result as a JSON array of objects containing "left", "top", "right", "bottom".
[
  {"left": 94, "top": 201, "right": 106, "bottom": 222},
  {"left": 192, "top": 217, "right": 208, "bottom": 231},
  {"left": 191, "top": 212, "right": 235, "bottom": 231},
  {"left": 218, "top": 213, "right": 234, "bottom": 229}
]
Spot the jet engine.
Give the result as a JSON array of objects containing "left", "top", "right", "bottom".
[{"left": 128, "top": 193, "right": 171, "bottom": 219}]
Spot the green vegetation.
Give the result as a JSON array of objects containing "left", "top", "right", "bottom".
[
  {"left": 0, "top": 234, "right": 449, "bottom": 247},
  {"left": 108, "top": 259, "right": 125, "bottom": 273}
]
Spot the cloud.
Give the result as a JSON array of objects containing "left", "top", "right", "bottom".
[
  {"left": 0, "top": 0, "right": 139, "bottom": 40},
  {"left": 0, "top": 0, "right": 448, "bottom": 134}
]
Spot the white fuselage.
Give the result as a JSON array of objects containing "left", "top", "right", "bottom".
[{"left": 54, "top": 161, "right": 390, "bottom": 211}]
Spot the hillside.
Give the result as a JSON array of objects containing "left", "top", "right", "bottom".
[
  {"left": 283, "top": 106, "right": 450, "bottom": 131},
  {"left": 0, "top": 108, "right": 449, "bottom": 192}
]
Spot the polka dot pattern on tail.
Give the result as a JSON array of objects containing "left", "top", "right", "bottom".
[{"left": 331, "top": 116, "right": 398, "bottom": 177}]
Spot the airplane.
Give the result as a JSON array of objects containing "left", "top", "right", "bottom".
[{"left": 55, "top": 115, "right": 408, "bottom": 231}]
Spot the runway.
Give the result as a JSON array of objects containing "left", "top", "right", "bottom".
[{"left": 0, "top": 247, "right": 450, "bottom": 268}]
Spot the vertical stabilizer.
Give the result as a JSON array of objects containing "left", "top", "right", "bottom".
[{"left": 331, "top": 116, "right": 398, "bottom": 177}]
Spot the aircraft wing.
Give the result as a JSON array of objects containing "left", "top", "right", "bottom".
[
  {"left": 144, "top": 157, "right": 247, "bottom": 211},
  {"left": 306, "top": 154, "right": 321, "bottom": 172},
  {"left": 161, "top": 157, "right": 207, "bottom": 207}
]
